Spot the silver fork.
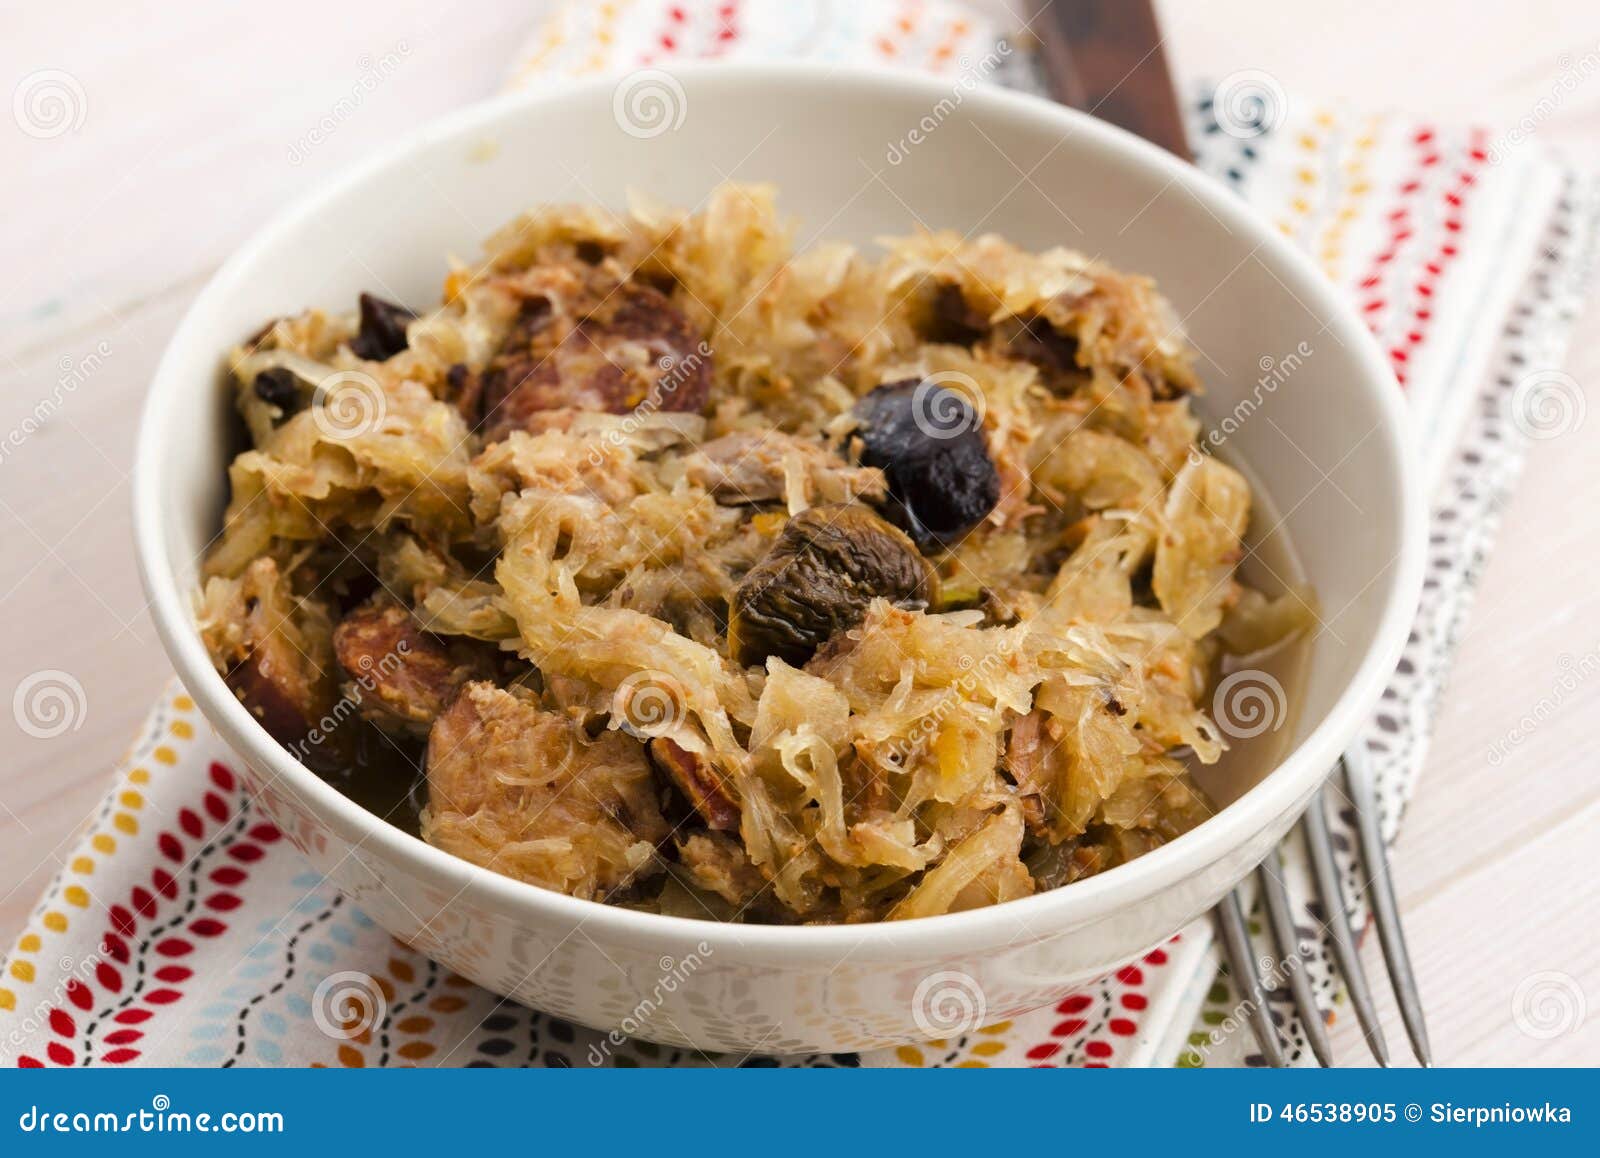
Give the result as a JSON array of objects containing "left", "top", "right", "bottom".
[{"left": 1212, "top": 744, "right": 1432, "bottom": 1067}]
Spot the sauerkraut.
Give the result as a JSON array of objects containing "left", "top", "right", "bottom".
[{"left": 197, "top": 184, "right": 1315, "bottom": 923}]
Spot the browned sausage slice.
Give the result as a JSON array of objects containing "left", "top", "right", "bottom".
[
  {"left": 216, "top": 559, "right": 335, "bottom": 753},
  {"left": 332, "top": 598, "right": 492, "bottom": 730},
  {"left": 648, "top": 737, "right": 740, "bottom": 831},
  {"left": 475, "top": 282, "right": 712, "bottom": 441}
]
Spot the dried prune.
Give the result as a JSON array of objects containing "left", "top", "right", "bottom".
[
  {"left": 1004, "top": 314, "right": 1079, "bottom": 372},
  {"left": 851, "top": 379, "right": 1001, "bottom": 549},
  {"left": 924, "top": 282, "right": 989, "bottom": 346},
  {"left": 349, "top": 292, "right": 416, "bottom": 361},
  {"left": 727, "top": 504, "right": 936, "bottom": 667},
  {"left": 252, "top": 367, "right": 303, "bottom": 414}
]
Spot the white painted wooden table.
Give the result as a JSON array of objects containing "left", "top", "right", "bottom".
[{"left": 1, "top": 0, "right": 1596, "bottom": 1065}]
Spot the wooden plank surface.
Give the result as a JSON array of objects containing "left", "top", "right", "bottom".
[{"left": 1, "top": 0, "right": 1596, "bottom": 1064}]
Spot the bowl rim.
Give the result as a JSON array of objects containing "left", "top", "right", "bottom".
[{"left": 133, "top": 61, "right": 1425, "bottom": 964}]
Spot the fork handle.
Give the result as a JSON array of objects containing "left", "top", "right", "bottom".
[{"left": 1029, "top": 0, "right": 1191, "bottom": 157}]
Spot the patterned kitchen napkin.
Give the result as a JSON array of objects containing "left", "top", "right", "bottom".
[{"left": 3, "top": 1, "right": 1595, "bottom": 1069}]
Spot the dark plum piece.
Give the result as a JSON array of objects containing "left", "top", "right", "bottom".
[
  {"left": 727, "top": 504, "right": 936, "bottom": 668},
  {"left": 349, "top": 292, "right": 417, "bottom": 361},
  {"left": 851, "top": 379, "right": 1001, "bottom": 549},
  {"left": 924, "top": 282, "right": 990, "bottom": 346},
  {"left": 252, "top": 366, "right": 304, "bottom": 414},
  {"left": 1005, "top": 314, "right": 1080, "bottom": 373}
]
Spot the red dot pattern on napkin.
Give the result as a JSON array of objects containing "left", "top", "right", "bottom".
[
  {"left": 14, "top": 762, "right": 281, "bottom": 1068},
  {"left": 1353, "top": 126, "right": 1489, "bottom": 386},
  {"left": 1021, "top": 938, "right": 1178, "bottom": 1067}
]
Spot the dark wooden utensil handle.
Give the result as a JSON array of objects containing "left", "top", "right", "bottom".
[{"left": 1030, "top": 0, "right": 1190, "bottom": 158}]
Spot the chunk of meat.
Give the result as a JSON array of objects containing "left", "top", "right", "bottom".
[
  {"left": 680, "top": 430, "right": 885, "bottom": 508},
  {"left": 475, "top": 283, "right": 712, "bottom": 441},
  {"left": 332, "top": 597, "right": 493, "bottom": 731},
  {"left": 209, "top": 558, "right": 337, "bottom": 751},
  {"left": 649, "top": 737, "right": 740, "bottom": 831},
  {"left": 422, "top": 682, "right": 670, "bottom": 900},
  {"left": 676, "top": 831, "right": 768, "bottom": 911},
  {"left": 228, "top": 642, "right": 321, "bottom": 748}
]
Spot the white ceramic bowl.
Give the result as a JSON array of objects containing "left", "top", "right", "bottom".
[{"left": 134, "top": 64, "right": 1423, "bottom": 1055}]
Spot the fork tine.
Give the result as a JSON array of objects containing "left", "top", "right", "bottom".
[
  {"left": 1303, "top": 785, "right": 1390, "bottom": 1066},
  {"left": 1342, "top": 745, "right": 1433, "bottom": 1066},
  {"left": 1215, "top": 888, "right": 1286, "bottom": 1067},
  {"left": 1257, "top": 849, "right": 1334, "bottom": 1067}
]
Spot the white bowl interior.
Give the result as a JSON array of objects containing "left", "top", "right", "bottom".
[{"left": 140, "top": 66, "right": 1415, "bottom": 945}]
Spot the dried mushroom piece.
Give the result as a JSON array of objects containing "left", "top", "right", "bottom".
[
  {"left": 727, "top": 504, "right": 937, "bottom": 668},
  {"left": 850, "top": 379, "right": 1001, "bottom": 549}
]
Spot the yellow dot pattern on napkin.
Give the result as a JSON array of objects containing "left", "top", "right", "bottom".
[{"left": 0, "top": 689, "right": 197, "bottom": 1017}]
